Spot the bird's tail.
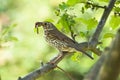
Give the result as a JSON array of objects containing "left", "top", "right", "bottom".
[{"left": 74, "top": 44, "right": 93, "bottom": 59}]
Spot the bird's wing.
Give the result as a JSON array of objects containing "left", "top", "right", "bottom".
[
  {"left": 49, "top": 29, "right": 76, "bottom": 47},
  {"left": 49, "top": 30, "right": 93, "bottom": 59}
]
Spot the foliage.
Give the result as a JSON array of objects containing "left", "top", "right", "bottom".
[
  {"left": 0, "top": 24, "right": 18, "bottom": 47},
  {"left": 0, "top": 0, "right": 120, "bottom": 80},
  {"left": 53, "top": 0, "right": 119, "bottom": 61}
]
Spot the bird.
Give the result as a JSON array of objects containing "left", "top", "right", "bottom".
[{"left": 35, "top": 21, "right": 93, "bottom": 60}]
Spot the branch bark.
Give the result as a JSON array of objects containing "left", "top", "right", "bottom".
[
  {"left": 84, "top": 29, "right": 120, "bottom": 80},
  {"left": 18, "top": 52, "right": 68, "bottom": 80},
  {"left": 83, "top": 48, "right": 108, "bottom": 80},
  {"left": 89, "top": 0, "right": 116, "bottom": 48},
  {"left": 96, "top": 29, "right": 120, "bottom": 80},
  {"left": 78, "top": 42, "right": 102, "bottom": 56},
  {"left": 18, "top": 0, "right": 117, "bottom": 80}
]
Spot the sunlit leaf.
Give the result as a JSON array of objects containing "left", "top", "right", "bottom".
[
  {"left": 55, "top": 8, "right": 60, "bottom": 16},
  {"left": 75, "top": 18, "right": 98, "bottom": 30},
  {"left": 87, "top": 18, "right": 98, "bottom": 30},
  {"left": 79, "top": 31, "right": 86, "bottom": 37},
  {"left": 1, "top": 24, "right": 17, "bottom": 36},
  {"left": 114, "top": 6, "right": 120, "bottom": 13},
  {"left": 103, "top": 33, "right": 115, "bottom": 38},
  {"left": 57, "top": 14, "right": 70, "bottom": 32},
  {"left": 71, "top": 52, "right": 82, "bottom": 62},
  {"left": 99, "top": 0, "right": 109, "bottom": 2},
  {"left": 59, "top": 2, "right": 68, "bottom": 10},
  {"left": 9, "top": 36, "right": 18, "bottom": 41},
  {"left": 116, "top": 0, "right": 120, "bottom": 4},
  {"left": 67, "top": 0, "right": 86, "bottom": 6},
  {"left": 110, "top": 16, "right": 120, "bottom": 29},
  {"left": 44, "top": 18, "right": 54, "bottom": 22},
  {"left": 34, "top": 28, "right": 37, "bottom": 33}
]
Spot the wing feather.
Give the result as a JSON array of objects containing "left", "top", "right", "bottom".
[{"left": 48, "top": 29, "right": 76, "bottom": 47}]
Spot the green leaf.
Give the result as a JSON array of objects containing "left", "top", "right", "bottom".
[
  {"left": 103, "top": 33, "right": 115, "bottom": 38},
  {"left": 71, "top": 52, "right": 82, "bottom": 62},
  {"left": 55, "top": 8, "right": 60, "bottom": 16},
  {"left": 79, "top": 31, "right": 86, "bottom": 37},
  {"left": 67, "top": 0, "right": 86, "bottom": 6},
  {"left": 114, "top": 6, "right": 120, "bottom": 13},
  {"left": 110, "top": 16, "right": 120, "bottom": 29},
  {"left": 99, "top": 0, "right": 109, "bottom": 2},
  {"left": 1, "top": 23, "right": 17, "bottom": 40},
  {"left": 34, "top": 28, "right": 37, "bottom": 33},
  {"left": 116, "top": 0, "right": 120, "bottom": 4},
  {"left": 81, "top": 7, "right": 85, "bottom": 13},
  {"left": 57, "top": 14, "right": 70, "bottom": 32},
  {"left": 44, "top": 18, "right": 54, "bottom": 22},
  {"left": 87, "top": 18, "right": 98, "bottom": 30},
  {"left": 1, "top": 24, "right": 17, "bottom": 36},
  {"left": 9, "top": 36, "right": 18, "bottom": 41},
  {"left": 59, "top": 2, "right": 68, "bottom": 10},
  {"left": 75, "top": 18, "right": 98, "bottom": 30}
]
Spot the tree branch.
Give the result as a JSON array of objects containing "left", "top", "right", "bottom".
[
  {"left": 78, "top": 42, "right": 102, "bottom": 56},
  {"left": 18, "top": 1, "right": 117, "bottom": 80},
  {"left": 90, "top": 0, "right": 116, "bottom": 48},
  {"left": 17, "top": 40, "right": 101, "bottom": 80},
  {"left": 83, "top": 47, "right": 108, "bottom": 80},
  {"left": 18, "top": 52, "right": 68, "bottom": 80},
  {"left": 96, "top": 29, "right": 120, "bottom": 80},
  {"left": 83, "top": 29, "right": 120, "bottom": 80}
]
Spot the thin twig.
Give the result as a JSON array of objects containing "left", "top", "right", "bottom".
[
  {"left": 86, "top": 1, "right": 106, "bottom": 9},
  {"left": 56, "top": 66, "right": 75, "bottom": 80},
  {"left": 69, "top": 26, "right": 76, "bottom": 41}
]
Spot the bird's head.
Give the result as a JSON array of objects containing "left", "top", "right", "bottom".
[{"left": 35, "top": 21, "right": 56, "bottom": 34}]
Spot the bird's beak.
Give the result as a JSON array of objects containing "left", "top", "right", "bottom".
[
  {"left": 35, "top": 22, "right": 43, "bottom": 28},
  {"left": 35, "top": 22, "right": 43, "bottom": 34}
]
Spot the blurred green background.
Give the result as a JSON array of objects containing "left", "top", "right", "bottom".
[{"left": 0, "top": 0, "right": 119, "bottom": 80}]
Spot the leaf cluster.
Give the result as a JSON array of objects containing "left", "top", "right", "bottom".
[{"left": 0, "top": 24, "right": 18, "bottom": 48}]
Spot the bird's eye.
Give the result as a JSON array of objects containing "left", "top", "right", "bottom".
[{"left": 44, "top": 23, "right": 47, "bottom": 26}]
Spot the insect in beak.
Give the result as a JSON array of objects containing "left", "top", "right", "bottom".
[{"left": 35, "top": 22, "right": 43, "bottom": 34}]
